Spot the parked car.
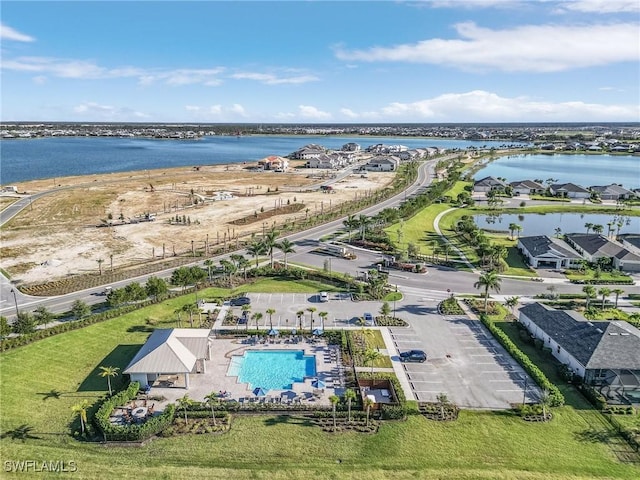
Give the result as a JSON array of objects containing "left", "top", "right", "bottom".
[
  {"left": 320, "top": 292, "right": 329, "bottom": 302},
  {"left": 399, "top": 350, "right": 427, "bottom": 363},
  {"left": 363, "top": 312, "right": 374, "bottom": 326},
  {"left": 230, "top": 296, "right": 251, "bottom": 306}
]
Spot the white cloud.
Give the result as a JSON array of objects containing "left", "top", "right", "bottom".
[
  {"left": 361, "top": 90, "right": 639, "bottom": 122},
  {"left": 184, "top": 104, "right": 247, "bottom": 119},
  {"left": 32, "top": 75, "right": 47, "bottom": 85},
  {"left": 335, "top": 22, "right": 639, "bottom": 72},
  {"left": 2, "top": 56, "right": 225, "bottom": 86},
  {"left": 1, "top": 23, "right": 35, "bottom": 42},
  {"left": 73, "top": 102, "right": 149, "bottom": 119},
  {"left": 231, "top": 72, "right": 319, "bottom": 85},
  {"left": 340, "top": 108, "right": 359, "bottom": 118},
  {"left": 298, "top": 105, "right": 332, "bottom": 120},
  {"left": 557, "top": 0, "right": 640, "bottom": 13},
  {"left": 428, "top": 0, "right": 524, "bottom": 8}
]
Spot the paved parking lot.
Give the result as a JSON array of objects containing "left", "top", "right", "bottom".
[
  {"left": 229, "top": 292, "right": 383, "bottom": 329},
  {"left": 391, "top": 288, "right": 540, "bottom": 409},
  {"left": 227, "top": 290, "right": 540, "bottom": 409}
]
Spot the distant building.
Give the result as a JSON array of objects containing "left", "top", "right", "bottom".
[
  {"left": 509, "top": 180, "right": 545, "bottom": 196},
  {"left": 365, "top": 155, "right": 400, "bottom": 172},
  {"left": 292, "top": 144, "right": 325, "bottom": 160},
  {"left": 1, "top": 186, "right": 18, "bottom": 193},
  {"left": 519, "top": 303, "right": 640, "bottom": 405},
  {"left": 589, "top": 184, "right": 636, "bottom": 201},
  {"left": 341, "top": 142, "right": 360, "bottom": 152}
]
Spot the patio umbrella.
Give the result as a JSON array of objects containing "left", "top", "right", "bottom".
[
  {"left": 312, "top": 328, "right": 323, "bottom": 336},
  {"left": 311, "top": 379, "right": 326, "bottom": 389},
  {"left": 253, "top": 387, "right": 268, "bottom": 397},
  {"left": 268, "top": 329, "right": 279, "bottom": 336}
]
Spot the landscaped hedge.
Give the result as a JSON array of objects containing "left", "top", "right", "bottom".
[
  {"left": 578, "top": 384, "right": 607, "bottom": 410},
  {"left": 569, "top": 279, "right": 634, "bottom": 285},
  {"left": 94, "top": 382, "right": 176, "bottom": 442},
  {"left": 479, "top": 314, "right": 565, "bottom": 407},
  {"left": 0, "top": 303, "right": 150, "bottom": 352}
]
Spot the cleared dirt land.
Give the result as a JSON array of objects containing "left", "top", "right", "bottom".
[{"left": 1, "top": 161, "right": 393, "bottom": 285}]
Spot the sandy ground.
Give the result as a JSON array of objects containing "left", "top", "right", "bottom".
[{"left": 1, "top": 161, "right": 394, "bottom": 284}]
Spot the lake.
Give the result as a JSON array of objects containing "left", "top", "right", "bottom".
[
  {"left": 0, "top": 135, "right": 513, "bottom": 184},
  {"left": 474, "top": 154, "right": 640, "bottom": 190},
  {"left": 474, "top": 212, "right": 640, "bottom": 237}
]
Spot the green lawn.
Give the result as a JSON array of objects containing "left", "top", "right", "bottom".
[
  {"left": 564, "top": 269, "right": 632, "bottom": 283},
  {"left": 385, "top": 202, "right": 453, "bottom": 256},
  {"left": 488, "top": 235, "right": 537, "bottom": 277},
  {"left": 1, "top": 294, "right": 638, "bottom": 479}
]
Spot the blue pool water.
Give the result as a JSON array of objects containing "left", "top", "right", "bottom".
[{"left": 227, "top": 350, "right": 317, "bottom": 390}]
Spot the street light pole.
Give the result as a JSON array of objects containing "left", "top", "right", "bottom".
[{"left": 9, "top": 289, "right": 19, "bottom": 316}]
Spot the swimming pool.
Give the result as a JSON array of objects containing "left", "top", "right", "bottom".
[{"left": 227, "top": 350, "right": 317, "bottom": 390}]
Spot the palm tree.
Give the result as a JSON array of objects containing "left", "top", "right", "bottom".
[
  {"left": 584, "top": 222, "right": 593, "bottom": 234},
  {"left": 583, "top": 285, "right": 596, "bottom": 308},
  {"left": 276, "top": 239, "right": 295, "bottom": 268},
  {"left": 539, "top": 389, "right": 551, "bottom": 421},
  {"left": 96, "top": 258, "right": 104, "bottom": 275},
  {"left": 203, "top": 392, "right": 218, "bottom": 426},
  {"left": 266, "top": 308, "right": 276, "bottom": 330},
  {"left": 508, "top": 223, "right": 519, "bottom": 240},
  {"left": 246, "top": 240, "right": 265, "bottom": 268},
  {"left": 598, "top": 287, "right": 611, "bottom": 310},
  {"left": 343, "top": 215, "right": 357, "bottom": 242},
  {"left": 554, "top": 227, "right": 562, "bottom": 238},
  {"left": 98, "top": 366, "right": 119, "bottom": 396},
  {"left": 71, "top": 400, "right": 91, "bottom": 435},
  {"left": 474, "top": 270, "right": 502, "bottom": 311},
  {"left": 177, "top": 395, "right": 193, "bottom": 425},
  {"left": 296, "top": 310, "right": 305, "bottom": 331},
  {"left": 318, "top": 311, "right": 328, "bottom": 330},
  {"left": 612, "top": 288, "right": 625, "bottom": 309},
  {"left": 306, "top": 307, "right": 316, "bottom": 334},
  {"left": 182, "top": 303, "right": 200, "bottom": 328},
  {"left": 251, "top": 312, "right": 263, "bottom": 331},
  {"left": 344, "top": 388, "right": 357, "bottom": 423},
  {"left": 236, "top": 255, "right": 250, "bottom": 281},
  {"left": 592, "top": 224, "right": 604, "bottom": 235},
  {"left": 364, "top": 396, "right": 375, "bottom": 427},
  {"left": 238, "top": 305, "right": 250, "bottom": 331},
  {"left": 504, "top": 296, "right": 520, "bottom": 316},
  {"left": 219, "top": 259, "right": 237, "bottom": 287},
  {"left": 363, "top": 348, "right": 381, "bottom": 374},
  {"left": 513, "top": 224, "right": 523, "bottom": 238},
  {"left": 329, "top": 394, "right": 340, "bottom": 428},
  {"left": 357, "top": 214, "right": 371, "bottom": 241},
  {"left": 203, "top": 259, "right": 215, "bottom": 281},
  {"left": 264, "top": 229, "right": 279, "bottom": 267}
]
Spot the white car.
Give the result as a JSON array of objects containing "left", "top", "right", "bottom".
[{"left": 320, "top": 292, "right": 329, "bottom": 302}]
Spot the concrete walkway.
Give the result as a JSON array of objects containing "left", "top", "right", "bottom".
[{"left": 433, "top": 207, "right": 480, "bottom": 273}]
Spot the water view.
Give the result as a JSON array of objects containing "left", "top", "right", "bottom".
[
  {"left": 474, "top": 154, "right": 640, "bottom": 189},
  {"left": 474, "top": 212, "right": 640, "bottom": 237},
  {"left": 0, "top": 135, "right": 515, "bottom": 184}
]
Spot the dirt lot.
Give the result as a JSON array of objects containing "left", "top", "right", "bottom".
[{"left": 1, "top": 161, "right": 394, "bottom": 285}]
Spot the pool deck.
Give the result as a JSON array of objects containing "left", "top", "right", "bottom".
[{"left": 149, "top": 337, "right": 344, "bottom": 410}]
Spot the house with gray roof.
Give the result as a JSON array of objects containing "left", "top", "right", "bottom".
[
  {"left": 589, "top": 184, "right": 636, "bottom": 201},
  {"left": 564, "top": 233, "right": 640, "bottom": 271},
  {"left": 549, "top": 182, "right": 590, "bottom": 199},
  {"left": 509, "top": 180, "right": 545, "bottom": 196},
  {"left": 519, "top": 303, "right": 640, "bottom": 404},
  {"left": 473, "top": 176, "right": 508, "bottom": 193},
  {"left": 365, "top": 155, "right": 400, "bottom": 172},
  {"left": 124, "top": 328, "right": 211, "bottom": 389},
  {"left": 517, "top": 235, "right": 582, "bottom": 269}
]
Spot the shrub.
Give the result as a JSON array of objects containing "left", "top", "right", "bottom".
[
  {"left": 479, "top": 314, "right": 564, "bottom": 407},
  {"left": 381, "top": 404, "right": 406, "bottom": 420}
]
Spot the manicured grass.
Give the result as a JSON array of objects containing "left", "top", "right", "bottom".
[
  {"left": 384, "top": 203, "right": 455, "bottom": 256},
  {"left": 1, "top": 294, "right": 638, "bottom": 478},
  {"left": 383, "top": 291, "right": 402, "bottom": 302},
  {"left": 564, "top": 269, "right": 632, "bottom": 282},
  {"left": 488, "top": 235, "right": 537, "bottom": 277}
]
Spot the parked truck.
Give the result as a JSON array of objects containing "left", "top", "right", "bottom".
[{"left": 319, "top": 242, "right": 357, "bottom": 260}]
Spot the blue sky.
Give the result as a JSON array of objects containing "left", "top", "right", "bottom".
[{"left": 2, "top": 0, "right": 639, "bottom": 123}]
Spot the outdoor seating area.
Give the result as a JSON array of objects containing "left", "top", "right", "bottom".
[
  {"left": 239, "top": 334, "right": 326, "bottom": 345},
  {"left": 108, "top": 399, "right": 156, "bottom": 426}
]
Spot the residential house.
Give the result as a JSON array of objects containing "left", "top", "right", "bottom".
[
  {"left": 589, "top": 184, "right": 636, "bottom": 201},
  {"left": 257, "top": 155, "right": 289, "bottom": 171},
  {"left": 473, "top": 176, "right": 508, "bottom": 193},
  {"left": 519, "top": 303, "right": 640, "bottom": 404},
  {"left": 292, "top": 144, "right": 325, "bottom": 160},
  {"left": 509, "top": 180, "right": 545, "bottom": 196},
  {"left": 517, "top": 235, "right": 582, "bottom": 269},
  {"left": 549, "top": 182, "right": 591, "bottom": 199},
  {"left": 565, "top": 234, "right": 640, "bottom": 272},
  {"left": 341, "top": 142, "right": 360, "bottom": 152},
  {"left": 365, "top": 155, "right": 400, "bottom": 172},
  {"left": 306, "top": 153, "right": 341, "bottom": 169},
  {"left": 124, "top": 329, "right": 211, "bottom": 389}
]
